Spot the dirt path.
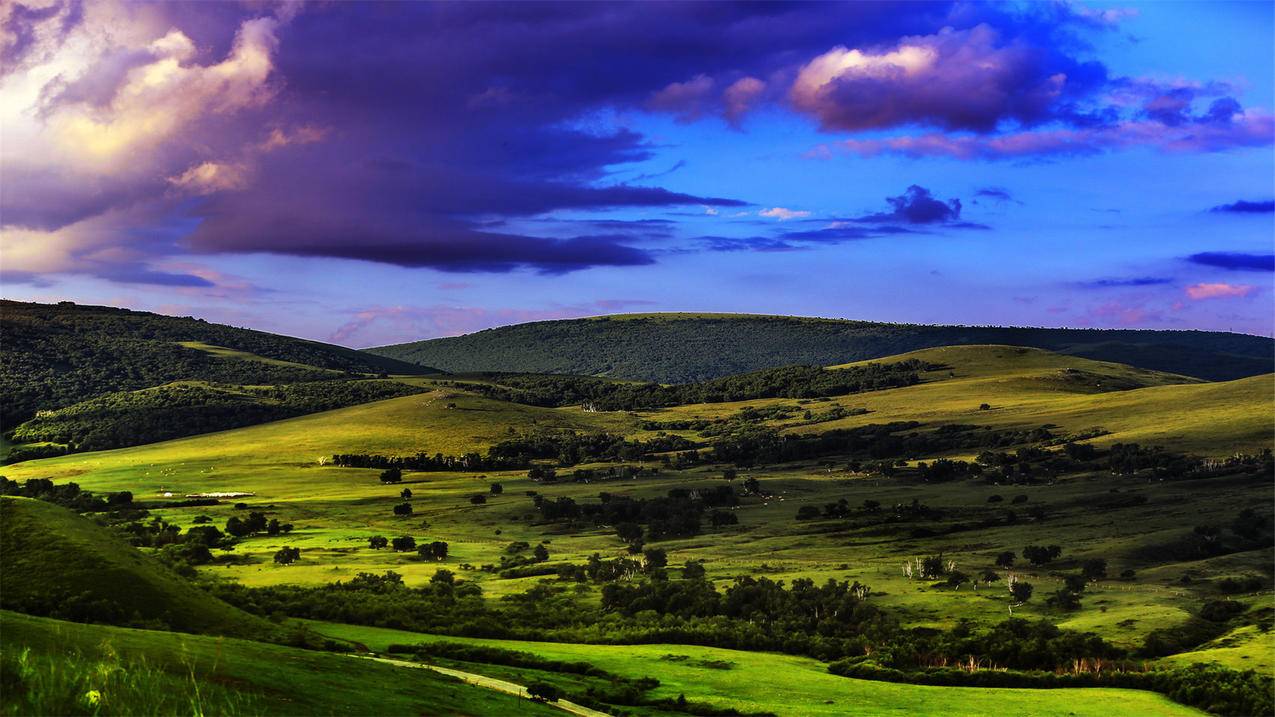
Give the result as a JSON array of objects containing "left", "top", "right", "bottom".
[{"left": 354, "top": 655, "right": 610, "bottom": 717}]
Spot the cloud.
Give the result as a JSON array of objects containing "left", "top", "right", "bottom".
[
  {"left": 974, "top": 187, "right": 1016, "bottom": 203},
  {"left": 722, "top": 76, "right": 767, "bottom": 123},
  {"left": 1187, "top": 252, "right": 1275, "bottom": 272},
  {"left": 790, "top": 25, "right": 1095, "bottom": 133},
  {"left": 1081, "top": 276, "right": 1173, "bottom": 288},
  {"left": 648, "top": 74, "right": 716, "bottom": 122},
  {"left": 1186, "top": 282, "right": 1256, "bottom": 300},
  {"left": 851, "top": 185, "right": 980, "bottom": 226},
  {"left": 1209, "top": 199, "right": 1275, "bottom": 214},
  {"left": 830, "top": 110, "right": 1275, "bottom": 159},
  {"left": 6, "top": 2, "right": 776, "bottom": 282},
  {"left": 759, "top": 207, "right": 811, "bottom": 220},
  {"left": 168, "top": 161, "right": 250, "bottom": 195}
]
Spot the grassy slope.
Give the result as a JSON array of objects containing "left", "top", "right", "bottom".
[
  {"left": 0, "top": 611, "right": 557, "bottom": 716},
  {"left": 369, "top": 313, "right": 1273, "bottom": 382},
  {"left": 313, "top": 622, "right": 1204, "bottom": 717},
  {"left": 0, "top": 497, "right": 273, "bottom": 638},
  {"left": 655, "top": 345, "right": 1273, "bottom": 456}
]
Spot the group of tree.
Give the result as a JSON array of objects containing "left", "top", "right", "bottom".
[
  {"left": 226, "top": 511, "right": 293, "bottom": 538},
  {"left": 531, "top": 486, "right": 739, "bottom": 547}
]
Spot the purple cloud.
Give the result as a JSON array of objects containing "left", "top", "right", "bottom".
[{"left": 1188, "top": 252, "right": 1275, "bottom": 272}]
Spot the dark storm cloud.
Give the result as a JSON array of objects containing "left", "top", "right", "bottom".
[
  {"left": 1187, "top": 252, "right": 1275, "bottom": 272},
  {"left": 1209, "top": 200, "right": 1275, "bottom": 214}
]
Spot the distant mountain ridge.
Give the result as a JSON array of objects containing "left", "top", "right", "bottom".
[
  {"left": 0, "top": 300, "right": 436, "bottom": 426},
  {"left": 370, "top": 313, "right": 1274, "bottom": 383}
]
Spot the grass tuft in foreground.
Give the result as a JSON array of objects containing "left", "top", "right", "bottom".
[{"left": 0, "top": 644, "right": 260, "bottom": 717}]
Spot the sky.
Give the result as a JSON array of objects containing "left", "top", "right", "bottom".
[{"left": 1, "top": 1, "right": 1273, "bottom": 346}]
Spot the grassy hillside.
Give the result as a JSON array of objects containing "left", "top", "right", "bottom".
[
  {"left": 1, "top": 611, "right": 557, "bottom": 716},
  {"left": 370, "top": 313, "right": 1273, "bottom": 383},
  {"left": 0, "top": 496, "right": 273, "bottom": 638},
  {"left": 0, "top": 300, "right": 436, "bottom": 426}
]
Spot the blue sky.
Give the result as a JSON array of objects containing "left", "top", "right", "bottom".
[{"left": 1, "top": 1, "right": 1271, "bottom": 345}]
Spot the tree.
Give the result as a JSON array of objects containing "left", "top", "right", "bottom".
[
  {"left": 533, "top": 543, "right": 549, "bottom": 562},
  {"left": 615, "top": 522, "right": 643, "bottom": 545},
  {"left": 742, "top": 477, "right": 761, "bottom": 495},
  {"left": 995, "top": 551, "right": 1016, "bottom": 568},
  {"left": 682, "top": 561, "right": 706, "bottom": 581},
  {"left": 184, "top": 525, "right": 224, "bottom": 547},
  {"left": 273, "top": 546, "right": 300, "bottom": 565},
  {"left": 979, "top": 403, "right": 991, "bottom": 411},
  {"left": 643, "top": 547, "right": 667, "bottom": 572},
  {"left": 710, "top": 510, "right": 738, "bottom": 527},
  {"left": 527, "top": 682, "right": 561, "bottom": 703},
  {"left": 391, "top": 536, "right": 417, "bottom": 552},
  {"left": 380, "top": 468, "right": 402, "bottom": 484},
  {"left": 418, "top": 540, "right": 448, "bottom": 561},
  {"left": 1010, "top": 580, "right": 1034, "bottom": 604},
  {"left": 1047, "top": 587, "right": 1082, "bottom": 610},
  {"left": 722, "top": 468, "right": 738, "bottom": 481},
  {"left": 489, "top": 482, "right": 503, "bottom": 494},
  {"left": 393, "top": 502, "right": 413, "bottom": 516},
  {"left": 470, "top": 494, "right": 487, "bottom": 505},
  {"left": 400, "top": 488, "right": 413, "bottom": 500},
  {"left": 796, "top": 506, "right": 821, "bottom": 520},
  {"left": 862, "top": 499, "right": 881, "bottom": 513},
  {"left": 430, "top": 569, "right": 455, "bottom": 587},
  {"left": 368, "top": 535, "right": 388, "bottom": 550},
  {"left": 1081, "top": 558, "right": 1108, "bottom": 581},
  {"left": 266, "top": 518, "right": 282, "bottom": 536},
  {"left": 225, "top": 516, "right": 251, "bottom": 538},
  {"left": 1022, "top": 545, "right": 1062, "bottom": 566}
]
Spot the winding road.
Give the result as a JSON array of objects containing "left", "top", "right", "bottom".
[{"left": 354, "top": 655, "right": 610, "bottom": 717}]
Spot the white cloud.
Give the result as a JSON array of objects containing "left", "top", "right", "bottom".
[{"left": 759, "top": 207, "right": 811, "bottom": 220}]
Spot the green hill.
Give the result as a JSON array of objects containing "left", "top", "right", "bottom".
[
  {"left": 369, "top": 313, "right": 1273, "bottom": 383},
  {"left": 0, "top": 496, "right": 272, "bottom": 638},
  {"left": 1, "top": 611, "right": 556, "bottom": 716},
  {"left": 0, "top": 300, "right": 438, "bottom": 426}
]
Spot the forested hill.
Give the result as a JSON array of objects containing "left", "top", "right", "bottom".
[
  {"left": 370, "top": 313, "right": 1274, "bottom": 383},
  {"left": 0, "top": 300, "right": 435, "bottom": 425}
]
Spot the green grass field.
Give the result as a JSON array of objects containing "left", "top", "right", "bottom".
[
  {"left": 312, "top": 621, "right": 1205, "bottom": 717},
  {"left": 0, "top": 611, "right": 557, "bottom": 716}
]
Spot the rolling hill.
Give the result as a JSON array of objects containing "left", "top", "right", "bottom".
[
  {"left": 369, "top": 313, "right": 1274, "bottom": 383},
  {"left": 0, "top": 300, "right": 438, "bottom": 426},
  {"left": 0, "top": 496, "right": 273, "bottom": 638}
]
